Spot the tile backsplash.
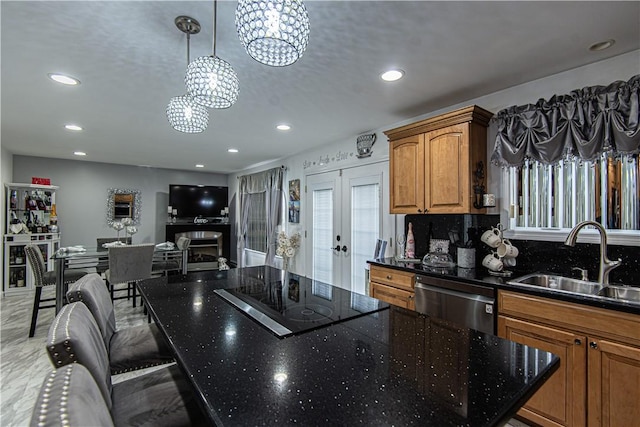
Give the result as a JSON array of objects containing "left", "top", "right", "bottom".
[{"left": 404, "top": 214, "right": 639, "bottom": 285}]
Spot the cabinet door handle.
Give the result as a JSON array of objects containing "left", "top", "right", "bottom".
[
  {"left": 417, "top": 209, "right": 422, "bottom": 213},
  {"left": 589, "top": 341, "right": 598, "bottom": 349},
  {"left": 574, "top": 339, "right": 582, "bottom": 345},
  {"left": 386, "top": 275, "right": 392, "bottom": 280}
]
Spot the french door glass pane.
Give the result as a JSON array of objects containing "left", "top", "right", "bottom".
[
  {"left": 312, "top": 189, "right": 333, "bottom": 284},
  {"left": 350, "top": 183, "right": 379, "bottom": 294}
]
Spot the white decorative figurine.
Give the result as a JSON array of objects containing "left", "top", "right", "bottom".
[{"left": 218, "top": 257, "right": 230, "bottom": 271}]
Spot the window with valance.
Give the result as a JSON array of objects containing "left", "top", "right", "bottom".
[
  {"left": 490, "top": 75, "right": 640, "bottom": 242},
  {"left": 238, "top": 167, "right": 284, "bottom": 266}
]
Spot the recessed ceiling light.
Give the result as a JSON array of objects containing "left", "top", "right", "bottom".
[
  {"left": 73, "top": 151, "right": 86, "bottom": 156},
  {"left": 195, "top": 164, "right": 204, "bottom": 168},
  {"left": 589, "top": 39, "right": 615, "bottom": 51},
  {"left": 381, "top": 69, "right": 404, "bottom": 82},
  {"left": 276, "top": 124, "right": 291, "bottom": 131},
  {"left": 65, "top": 124, "right": 83, "bottom": 131},
  {"left": 48, "top": 73, "right": 80, "bottom": 85},
  {"left": 228, "top": 148, "right": 239, "bottom": 153}
]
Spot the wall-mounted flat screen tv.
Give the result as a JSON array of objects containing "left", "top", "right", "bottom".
[{"left": 169, "top": 185, "right": 228, "bottom": 218}]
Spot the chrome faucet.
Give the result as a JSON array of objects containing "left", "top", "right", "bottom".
[{"left": 564, "top": 221, "right": 621, "bottom": 285}]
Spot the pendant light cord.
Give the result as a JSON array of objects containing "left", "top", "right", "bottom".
[
  {"left": 186, "top": 31, "right": 191, "bottom": 65},
  {"left": 211, "top": 0, "right": 217, "bottom": 57}
]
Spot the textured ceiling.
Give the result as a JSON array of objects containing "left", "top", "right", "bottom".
[{"left": 2, "top": 1, "right": 639, "bottom": 173}]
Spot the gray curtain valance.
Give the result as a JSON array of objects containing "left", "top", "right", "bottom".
[
  {"left": 491, "top": 74, "right": 640, "bottom": 167},
  {"left": 239, "top": 167, "right": 284, "bottom": 194}
]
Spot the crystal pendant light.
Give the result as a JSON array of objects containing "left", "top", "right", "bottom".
[
  {"left": 167, "top": 95, "right": 208, "bottom": 133},
  {"left": 167, "top": 16, "right": 209, "bottom": 133},
  {"left": 235, "top": 0, "right": 310, "bottom": 67},
  {"left": 185, "top": 1, "right": 239, "bottom": 109}
]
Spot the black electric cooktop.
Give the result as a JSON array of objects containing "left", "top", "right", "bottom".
[{"left": 214, "top": 272, "right": 389, "bottom": 337}]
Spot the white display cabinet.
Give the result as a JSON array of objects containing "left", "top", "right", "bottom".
[{"left": 3, "top": 183, "right": 61, "bottom": 295}]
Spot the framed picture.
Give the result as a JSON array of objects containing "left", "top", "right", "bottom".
[{"left": 288, "top": 179, "right": 300, "bottom": 223}]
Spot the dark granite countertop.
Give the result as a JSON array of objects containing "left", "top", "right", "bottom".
[
  {"left": 368, "top": 258, "right": 640, "bottom": 315},
  {"left": 138, "top": 266, "right": 559, "bottom": 427}
]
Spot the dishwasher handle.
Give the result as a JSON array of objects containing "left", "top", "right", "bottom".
[
  {"left": 415, "top": 282, "right": 495, "bottom": 305},
  {"left": 415, "top": 274, "right": 495, "bottom": 299}
]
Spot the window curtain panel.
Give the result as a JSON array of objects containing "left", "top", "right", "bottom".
[
  {"left": 237, "top": 167, "right": 284, "bottom": 267},
  {"left": 491, "top": 75, "right": 640, "bottom": 167}
]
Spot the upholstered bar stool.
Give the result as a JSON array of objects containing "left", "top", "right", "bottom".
[
  {"left": 30, "top": 364, "right": 115, "bottom": 427},
  {"left": 24, "top": 244, "right": 87, "bottom": 337},
  {"left": 66, "top": 273, "right": 173, "bottom": 374},
  {"left": 44, "top": 302, "right": 207, "bottom": 427}
]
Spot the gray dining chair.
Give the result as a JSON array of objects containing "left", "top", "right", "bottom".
[
  {"left": 44, "top": 302, "right": 207, "bottom": 427},
  {"left": 95, "top": 237, "right": 132, "bottom": 275},
  {"left": 152, "top": 236, "right": 190, "bottom": 275},
  {"left": 24, "top": 244, "right": 87, "bottom": 337},
  {"left": 105, "top": 243, "right": 154, "bottom": 307},
  {"left": 66, "top": 273, "right": 173, "bottom": 374}
]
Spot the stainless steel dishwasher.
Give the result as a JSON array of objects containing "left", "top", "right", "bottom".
[{"left": 414, "top": 274, "right": 496, "bottom": 334}]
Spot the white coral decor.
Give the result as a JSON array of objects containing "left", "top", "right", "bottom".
[{"left": 276, "top": 231, "right": 300, "bottom": 269}]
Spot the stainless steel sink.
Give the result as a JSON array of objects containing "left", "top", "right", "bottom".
[
  {"left": 508, "top": 273, "right": 604, "bottom": 295},
  {"left": 597, "top": 285, "right": 640, "bottom": 303},
  {"left": 509, "top": 273, "right": 640, "bottom": 305}
]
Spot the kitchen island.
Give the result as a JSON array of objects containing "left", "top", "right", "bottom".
[{"left": 137, "top": 266, "right": 559, "bottom": 427}]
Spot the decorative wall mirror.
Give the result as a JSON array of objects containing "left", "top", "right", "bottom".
[{"left": 107, "top": 188, "right": 141, "bottom": 226}]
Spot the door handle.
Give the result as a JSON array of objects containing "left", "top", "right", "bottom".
[
  {"left": 341, "top": 245, "right": 347, "bottom": 252},
  {"left": 332, "top": 245, "right": 341, "bottom": 251}
]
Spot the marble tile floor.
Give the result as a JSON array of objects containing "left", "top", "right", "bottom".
[{"left": 0, "top": 285, "right": 529, "bottom": 427}]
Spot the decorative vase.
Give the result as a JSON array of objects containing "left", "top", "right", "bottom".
[
  {"left": 126, "top": 226, "right": 137, "bottom": 244},
  {"left": 112, "top": 221, "right": 124, "bottom": 242}
]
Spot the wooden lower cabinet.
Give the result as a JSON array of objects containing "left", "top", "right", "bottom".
[
  {"left": 369, "top": 265, "right": 415, "bottom": 310},
  {"left": 498, "top": 316, "right": 586, "bottom": 427},
  {"left": 498, "top": 290, "right": 640, "bottom": 427},
  {"left": 587, "top": 338, "right": 640, "bottom": 427},
  {"left": 371, "top": 282, "right": 415, "bottom": 310}
]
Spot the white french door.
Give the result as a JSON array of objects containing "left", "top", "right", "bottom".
[{"left": 305, "top": 162, "right": 389, "bottom": 294}]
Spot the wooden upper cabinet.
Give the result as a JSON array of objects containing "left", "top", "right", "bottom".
[
  {"left": 390, "top": 134, "right": 425, "bottom": 213},
  {"left": 385, "top": 105, "right": 493, "bottom": 214}
]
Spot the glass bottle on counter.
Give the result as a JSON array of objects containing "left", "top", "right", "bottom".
[{"left": 405, "top": 222, "right": 415, "bottom": 258}]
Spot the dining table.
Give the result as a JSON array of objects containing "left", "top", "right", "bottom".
[
  {"left": 137, "top": 265, "right": 560, "bottom": 427},
  {"left": 51, "top": 244, "right": 188, "bottom": 313}
]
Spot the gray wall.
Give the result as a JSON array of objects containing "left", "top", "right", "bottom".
[
  {"left": 1, "top": 147, "right": 13, "bottom": 243},
  {"left": 11, "top": 156, "right": 227, "bottom": 247},
  {"left": 226, "top": 50, "right": 639, "bottom": 272}
]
